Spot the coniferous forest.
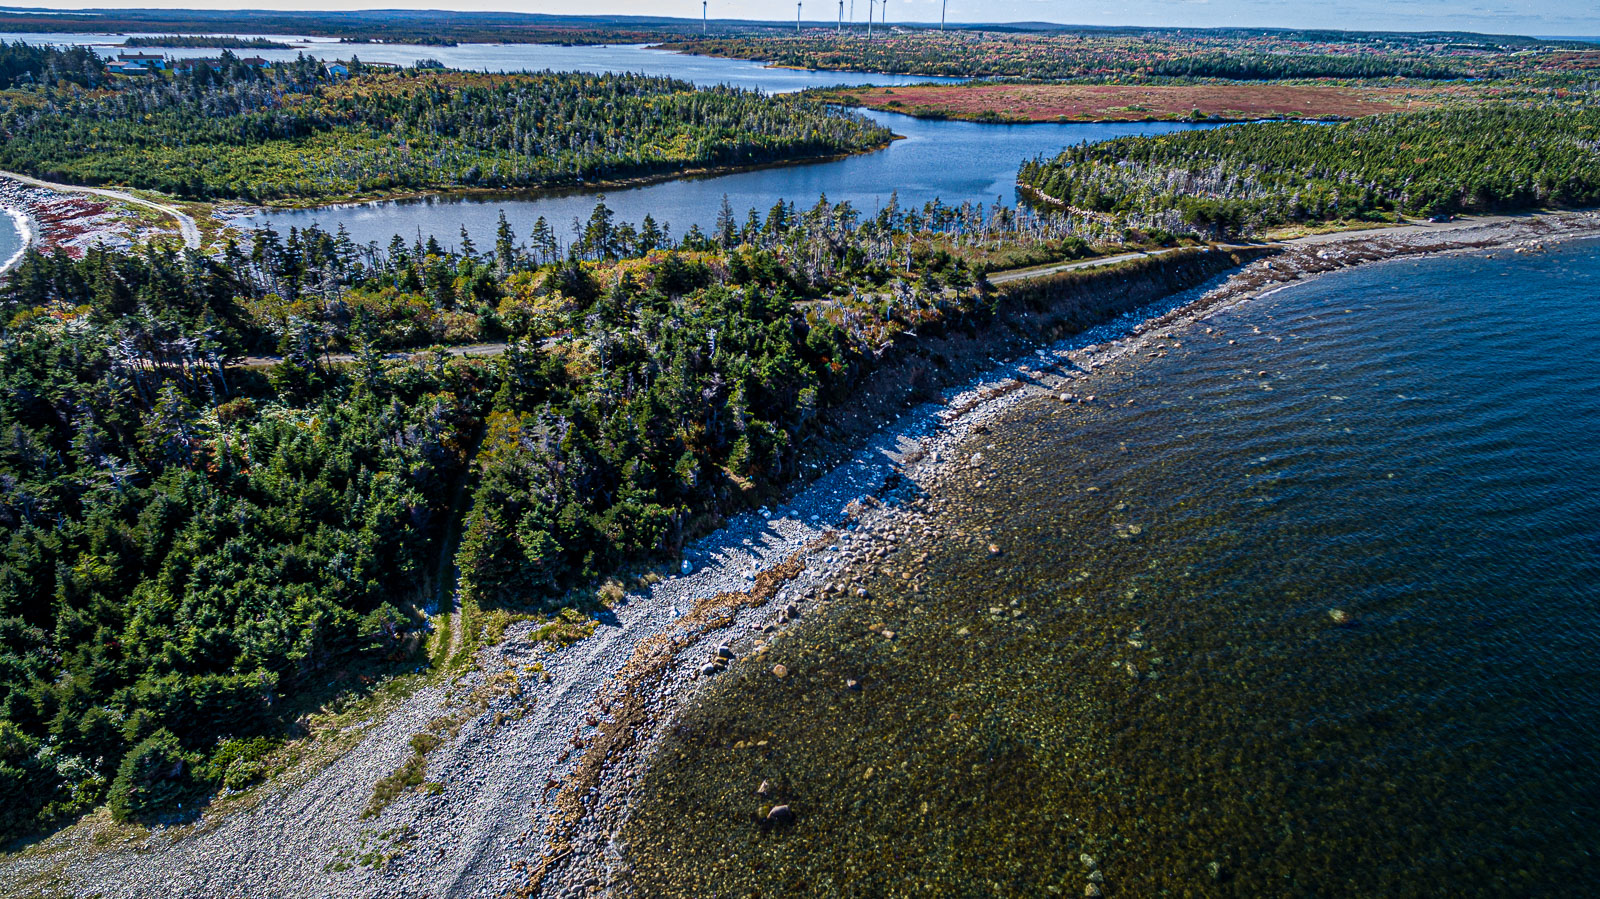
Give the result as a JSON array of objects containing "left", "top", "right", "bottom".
[
  {"left": 0, "top": 185, "right": 1129, "bottom": 837},
  {"left": 1018, "top": 106, "right": 1600, "bottom": 235},
  {"left": 0, "top": 48, "right": 891, "bottom": 203},
  {"left": 2, "top": 28, "right": 1598, "bottom": 851}
]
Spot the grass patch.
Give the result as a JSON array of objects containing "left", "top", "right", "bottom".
[
  {"left": 326, "top": 825, "right": 417, "bottom": 873},
  {"left": 533, "top": 607, "right": 599, "bottom": 649},
  {"left": 362, "top": 752, "right": 429, "bottom": 819}
]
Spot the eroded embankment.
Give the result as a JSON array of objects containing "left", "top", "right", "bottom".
[
  {"left": 800, "top": 246, "right": 1275, "bottom": 466},
  {"left": 599, "top": 211, "right": 1600, "bottom": 899}
]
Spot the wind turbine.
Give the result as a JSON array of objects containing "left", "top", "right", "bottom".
[
  {"left": 702, "top": 0, "right": 707, "bottom": 34},
  {"left": 837, "top": 0, "right": 843, "bottom": 33},
  {"left": 797, "top": 1, "right": 802, "bottom": 32},
  {"left": 866, "top": 0, "right": 873, "bottom": 38},
  {"left": 941, "top": 0, "right": 947, "bottom": 30}
]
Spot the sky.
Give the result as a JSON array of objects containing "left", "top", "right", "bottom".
[{"left": 9, "top": 1, "right": 1599, "bottom": 37}]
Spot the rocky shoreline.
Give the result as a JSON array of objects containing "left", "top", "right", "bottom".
[
  {"left": 0, "top": 178, "right": 179, "bottom": 265},
  {"left": 2, "top": 210, "right": 1596, "bottom": 899},
  {"left": 538, "top": 209, "right": 1600, "bottom": 897}
]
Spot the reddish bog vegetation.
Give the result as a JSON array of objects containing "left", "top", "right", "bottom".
[{"left": 836, "top": 83, "right": 1460, "bottom": 122}]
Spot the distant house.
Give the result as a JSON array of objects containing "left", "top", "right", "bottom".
[
  {"left": 107, "top": 60, "right": 153, "bottom": 75},
  {"left": 116, "top": 52, "right": 168, "bottom": 70},
  {"left": 238, "top": 56, "right": 270, "bottom": 68},
  {"left": 324, "top": 62, "right": 349, "bottom": 79}
]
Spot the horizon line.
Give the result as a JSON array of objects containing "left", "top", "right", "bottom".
[{"left": 0, "top": 7, "right": 1597, "bottom": 41}]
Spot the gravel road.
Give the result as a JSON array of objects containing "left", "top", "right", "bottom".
[{"left": 0, "top": 170, "right": 201, "bottom": 250}]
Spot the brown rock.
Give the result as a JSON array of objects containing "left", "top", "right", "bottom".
[{"left": 772, "top": 664, "right": 789, "bottom": 679}]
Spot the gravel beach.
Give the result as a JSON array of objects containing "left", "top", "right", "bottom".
[{"left": 3, "top": 210, "right": 1596, "bottom": 899}]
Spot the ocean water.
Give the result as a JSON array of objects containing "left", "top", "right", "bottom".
[
  {"left": 0, "top": 208, "right": 25, "bottom": 272},
  {"left": 619, "top": 240, "right": 1600, "bottom": 896}
]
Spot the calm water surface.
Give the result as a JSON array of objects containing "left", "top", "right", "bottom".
[
  {"left": 2, "top": 32, "right": 1210, "bottom": 247},
  {"left": 620, "top": 241, "right": 1600, "bottom": 896},
  {"left": 234, "top": 112, "right": 1215, "bottom": 248}
]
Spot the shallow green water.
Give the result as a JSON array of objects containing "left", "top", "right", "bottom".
[{"left": 621, "top": 241, "right": 1600, "bottom": 897}]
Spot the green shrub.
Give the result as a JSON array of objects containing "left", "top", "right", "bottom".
[
  {"left": 0, "top": 722, "right": 57, "bottom": 841},
  {"left": 200, "top": 736, "right": 282, "bottom": 791},
  {"left": 363, "top": 752, "right": 427, "bottom": 819},
  {"left": 108, "top": 729, "right": 198, "bottom": 823}
]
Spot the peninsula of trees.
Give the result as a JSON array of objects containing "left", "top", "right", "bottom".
[
  {"left": 1018, "top": 106, "right": 1600, "bottom": 234},
  {"left": 0, "top": 49, "right": 892, "bottom": 204}
]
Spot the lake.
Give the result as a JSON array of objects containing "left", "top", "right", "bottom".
[
  {"left": 2, "top": 32, "right": 1215, "bottom": 249},
  {"left": 233, "top": 111, "right": 1214, "bottom": 249},
  {"left": 620, "top": 239, "right": 1600, "bottom": 896}
]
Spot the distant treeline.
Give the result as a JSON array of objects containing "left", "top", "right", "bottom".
[
  {"left": 0, "top": 47, "right": 891, "bottom": 203},
  {"left": 1018, "top": 106, "right": 1600, "bottom": 235},
  {"left": 664, "top": 33, "right": 1503, "bottom": 81},
  {"left": 339, "top": 35, "right": 456, "bottom": 47},
  {"left": 662, "top": 30, "right": 1600, "bottom": 82},
  {"left": 0, "top": 9, "right": 726, "bottom": 46},
  {"left": 122, "top": 35, "right": 294, "bottom": 49}
]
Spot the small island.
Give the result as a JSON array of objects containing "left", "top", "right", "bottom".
[{"left": 122, "top": 34, "right": 295, "bottom": 49}]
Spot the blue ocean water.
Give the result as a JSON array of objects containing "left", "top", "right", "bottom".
[
  {"left": 0, "top": 208, "right": 25, "bottom": 273},
  {"left": 621, "top": 238, "right": 1600, "bottom": 896}
]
